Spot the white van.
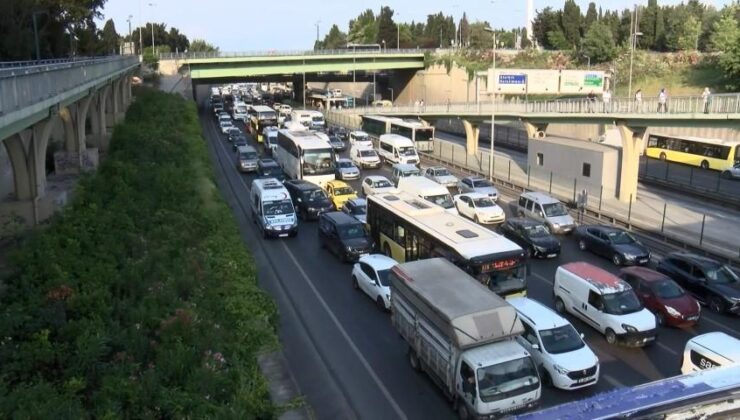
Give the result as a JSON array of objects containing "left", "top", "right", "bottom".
[
  {"left": 263, "top": 127, "right": 279, "bottom": 155},
  {"left": 350, "top": 145, "right": 381, "bottom": 169},
  {"left": 680, "top": 332, "right": 740, "bottom": 374},
  {"left": 250, "top": 178, "right": 298, "bottom": 238},
  {"left": 378, "top": 134, "right": 419, "bottom": 165},
  {"left": 517, "top": 191, "right": 575, "bottom": 234},
  {"left": 349, "top": 131, "right": 373, "bottom": 148},
  {"left": 232, "top": 102, "right": 249, "bottom": 121},
  {"left": 397, "top": 176, "right": 456, "bottom": 214},
  {"left": 553, "top": 262, "right": 657, "bottom": 347},
  {"left": 289, "top": 110, "right": 313, "bottom": 128},
  {"left": 509, "top": 297, "right": 600, "bottom": 390}
]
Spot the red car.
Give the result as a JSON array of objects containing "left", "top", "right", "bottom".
[{"left": 619, "top": 266, "right": 701, "bottom": 327}]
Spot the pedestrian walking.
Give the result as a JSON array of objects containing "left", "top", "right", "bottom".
[
  {"left": 446, "top": 98, "right": 451, "bottom": 112},
  {"left": 701, "top": 87, "right": 711, "bottom": 114},
  {"left": 602, "top": 89, "right": 612, "bottom": 113},
  {"left": 657, "top": 88, "right": 668, "bottom": 113},
  {"left": 586, "top": 91, "right": 596, "bottom": 113},
  {"left": 634, "top": 89, "right": 642, "bottom": 112},
  {"left": 420, "top": 99, "right": 425, "bottom": 111}
]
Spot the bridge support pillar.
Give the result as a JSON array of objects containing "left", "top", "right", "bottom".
[
  {"left": 616, "top": 122, "right": 646, "bottom": 203},
  {"left": 56, "top": 97, "right": 98, "bottom": 175},
  {"left": 105, "top": 80, "right": 122, "bottom": 129},
  {"left": 462, "top": 120, "right": 480, "bottom": 155},
  {"left": 521, "top": 120, "right": 548, "bottom": 139}
]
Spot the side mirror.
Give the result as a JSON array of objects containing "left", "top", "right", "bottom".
[{"left": 297, "top": 198, "right": 302, "bottom": 203}]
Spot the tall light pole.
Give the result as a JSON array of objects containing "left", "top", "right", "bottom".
[
  {"left": 148, "top": 3, "right": 156, "bottom": 56},
  {"left": 628, "top": 5, "right": 642, "bottom": 100},
  {"left": 126, "top": 15, "right": 133, "bottom": 54},
  {"left": 395, "top": 12, "right": 401, "bottom": 50},
  {"left": 484, "top": 27, "right": 497, "bottom": 180},
  {"left": 315, "top": 20, "right": 320, "bottom": 47},
  {"left": 32, "top": 11, "right": 45, "bottom": 60},
  {"left": 382, "top": 39, "right": 386, "bottom": 52}
]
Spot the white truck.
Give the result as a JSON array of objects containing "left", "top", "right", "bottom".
[{"left": 391, "top": 258, "right": 541, "bottom": 418}]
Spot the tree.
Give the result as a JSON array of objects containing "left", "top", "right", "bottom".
[
  {"left": 639, "top": 0, "right": 659, "bottom": 49},
  {"left": 665, "top": 7, "right": 702, "bottom": 50},
  {"left": 547, "top": 30, "right": 571, "bottom": 50},
  {"left": 167, "top": 27, "right": 189, "bottom": 53},
  {"left": 376, "top": 6, "right": 396, "bottom": 48},
  {"left": 348, "top": 9, "right": 376, "bottom": 44},
  {"left": 709, "top": 6, "right": 740, "bottom": 52},
  {"left": 718, "top": 30, "right": 740, "bottom": 89},
  {"left": 98, "top": 19, "right": 119, "bottom": 55},
  {"left": 561, "top": 0, "right": 583, "bottom": 47},
  {"left": 584, "top": 2, "right": 598, "bottom": 34},
  {"left": 189, "top": 39, "right": 218, "bottom": 53},
  {"left": 468, "top": 21, "right": 492, "bottom": 49},
  {"left": 317, "top": 24, "right": 347, "bottom": 50},
  {"left": 532, "top": 7, "right": 561, "bottom": 49},
  {"left": 459, "top": 13, "right": 470, "bottom": 46},
  {"left": 580, "top": 21, "right": 617, "bottom": 62}
]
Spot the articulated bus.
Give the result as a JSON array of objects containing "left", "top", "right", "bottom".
[
  {"left": 275, "top": 130, "right": 335, "bottom": 188},
  {"left": 249, "top": 105, "right": 278, "bottom": 142},
  {"left": 361, "top": 115, "right": 435, "bottom": 151},
  {"left": 366, "top": 191, "right": 527, "bottom": 298},
  {"left": 645, "top": 133, "right": 740, "bottom": 171},
  {"left": 519, "top": 364, "right": 740, "bottom": 420}
]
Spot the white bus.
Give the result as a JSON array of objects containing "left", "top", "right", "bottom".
[
  {"left": 367, "top": 191, "right": 527, "bottom": 298},
  {"left": 275, "top": 130, "right": 336, "bottom": 188},
  {"left": 361, "top": 115, "right": 435, "bottom": 151}
]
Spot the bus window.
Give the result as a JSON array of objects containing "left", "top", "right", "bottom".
[{"left": 395, "top": 224, "right": 406, "bottom": 244}]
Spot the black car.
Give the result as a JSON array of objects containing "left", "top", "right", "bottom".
[
  {"left": 318, "top": 212, "right": 374, "bottom": 263},
  {"left": 284, "top": 179, "right": 333, "bottom": 220},
  {"left": 257, "top": 159, "right": 285, "bottom": 181},
  {"left": 227, "top": 128, "right": 242, "bottom": 142},
  {"left": 328, "top": 135, "right": 346, "bottom": 152},
  {"left": 575, "top": 225, "right": 650, "bottom": 266},
  {"left": 232, "top": 135, "right": 248, "bottom": 151},
  {"left": 657, "top": 252, "right": 740, "bottom": 314},
  {"left": 499, "top": 218, "right": 560, "bottom": 258},
  {"left": 335, "top": 127, "right": 348, "bottom": 141}
]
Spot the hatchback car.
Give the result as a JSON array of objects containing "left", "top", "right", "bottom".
[
  {"left": 351, "top": 254, "right": 397, "bottom": 311},
  {"left": 219, "top": 119, "right": 234, "bottom": 134},
  {"left": 284, "top": 179, "right": 334, "bottom": 220},
  {"left": 499, "top": 218, "right": 561, "bottom": 259},
  {"left": 423, "top": 166, "right": 458, "bottom": 188},
  {"left": 334, "top": 158, "right": 361, "bottom": 181},
  {"left": 226, "top": 127, "right": 242, "bottom": 141},
  {"left": 342, "top": 198, "right": 367, "bottom": 224},
  {"left": 619, "top": 266, "right": 701, "bottom": 327},
  {"left": 318, "top": 212, "right": 374, "bottom": 263},
  {"left": 256, "top": 159, "right": 285, "bottom": 181},
  {"left": 457, "top": 176, "right": 498, "bottom": 200},
  {"left": 328, "top": 135, "right": 346, "bottom": 152},
  {"left": 657, "top": 252, "right": 740, "bottom": 314},
  {"left": 453, "top": 193, "right": 505, "bottom": 224},
  {"left": 325, "top": 180, "right": 358, "bottom": 210},
  {"left": 361, "top": 176, "right": 395, "bottom": 196},
  {"left": 576, "top": 225, "right": 650, "bottom": 266}
]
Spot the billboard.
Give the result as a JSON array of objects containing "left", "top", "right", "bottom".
[
  {"left": 487, "top": 69, "right": 607, "bottom": 95},
  {"left": 560, "top": 71, "right": 605, "bottom": 94}
]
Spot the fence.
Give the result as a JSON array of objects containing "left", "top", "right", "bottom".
[{"left": 159, "top": 49, "right": 431, "bottom": 60}]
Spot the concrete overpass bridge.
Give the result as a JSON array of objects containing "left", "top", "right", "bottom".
[
  {"left": 336, "top": 94, "right": 740, "bottom": 202},
  {"left": 0, "top": 56, "right": 139, "bottom": 231}
]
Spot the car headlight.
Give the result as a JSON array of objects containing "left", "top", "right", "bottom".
[
  {"left": 665, "top": 306, "right": 681, "bottom": 317},
  {"left": 534, "top": 245, "right": 547, "bottom": 253},
  {"left": 552, "top": 364, "right": 568, "bottom": 375},
  {"left": 552, "top": 223, "right": 561, "bottom": 229},
  {"left": 345, "top": 245, "right": 353, "bottom": 252},
  {"left": 621, "top": 324, "right": 637, "bottom": 333}
]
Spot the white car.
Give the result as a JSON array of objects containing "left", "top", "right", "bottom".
[
  {"left": 361, "top": 176, "right": 395, "bottom": 196},
  {"left": 351, "top": 254, "right": 397, "bottom": 311},
  {"left": 423, "top": 166, "right": 458, "bottom": 188},
  {"left": 454, "top": 193, "right": 505, "bottom": 224},
  {"left": 457, "top": 176, "right": 499, "bottom": 200},
  {"left": 279, "top": 104, "right": 292, "bottom": 115},
  {"left": 351, "top": 146, "right": 381, "bottom": 169},
  {"left": 219, "top": 120, "right": 234, "bottom": 134}
]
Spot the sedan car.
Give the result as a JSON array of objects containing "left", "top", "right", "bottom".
[
  {"left": 721, "top": 163, "right": 740, "bottom": 180},
  {"left": 342, "top": 198, "right": 367, "bottom": 224},
  {"left": 499, "top": 218, "right": 561, "bottom": 259},
  {"left": 219, "top": 119, "right": 234, "bottom": 134},
  {"left": 457, "top": 176, "right": 498, "bottom": 200},
  {"left": 226, "top": 127, "right": 242, "bottom": 142},
  {"left": 619, "top": 266, "right": 701, "bottom": 327},
  {"left": 576, "top": 225, "right": 650, "bottom": 266},
  {"left": 256, "top": 158, "right": 285, "bottom": 181},
  {"left": 328, "top": 136, "right": 346, "bottom": 152},
  {"left": 232, "top": 135, "right": 248, "bottom": 151},
  {"left": 657, "top": 252, "right": 740, "bottom": 314},
  {"left": 424, "top": 166, "right": 458, "bottom": 188},
  {"left": 351, "top": 254, "right": 397, "bottom": 311},
  {"left": 325, "top": 180, "right": 358, "bottom": 210},
  {"left": 334, "top": 158, "right": 361, "bottom": 181},
  {"left": 453, "top": 193, "right": 505, "bottom": 224},
  {"left": 284, "top": 179, "right": 333, "bottom": 221},
  {"left": 361, "top": 176, "right": 395, "bottom": 196}
]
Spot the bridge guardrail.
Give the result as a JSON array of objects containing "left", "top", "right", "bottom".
[{"left": 159, "top": 49, "right": 431, "bottom": 60}]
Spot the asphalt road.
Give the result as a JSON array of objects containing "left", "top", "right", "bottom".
[{"left": 198, "top": 89, "right": 740, "bottom": 419}]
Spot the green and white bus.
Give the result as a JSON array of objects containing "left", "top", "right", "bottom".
[{"left": 361, "top": 115, "right": 435, "bottom": 151}]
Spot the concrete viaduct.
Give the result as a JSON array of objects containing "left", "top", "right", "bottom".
[{"left": 0, "top": 56, "right": 139, "bottom": 230}]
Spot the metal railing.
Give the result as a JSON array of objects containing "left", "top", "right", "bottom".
[
  {"left": 338, "top": 93, "right": 740, "bottom": 116},
  {"left": 0, "top": 56, "right": 137, "bottom": 78},
  {"left": 158, "top": 48, "right": 431, "bottom": 60},
  {"left": 0, "top": 55, "right": 139, "bottom": 116}
]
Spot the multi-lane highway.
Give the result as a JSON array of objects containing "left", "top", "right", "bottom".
[{"left": 197, "top": 87, "right": 740, "bottom": 419}]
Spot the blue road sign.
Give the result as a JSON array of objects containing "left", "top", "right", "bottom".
[{"left": 498, "top": 74, "right": 526, "bottom": 84}]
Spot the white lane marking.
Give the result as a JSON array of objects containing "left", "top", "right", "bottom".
[
  {"left": 208, "top": 115, "right": 408, "bottom": 420},
  {"left": 655, "top": 340, "right": 678, "bottom": 356},
  {"left": 602, "top": 374, "right": 624, "bottom": 388},
  {"left": 531, "top": 271, "right": 553, "bottom": 286}
]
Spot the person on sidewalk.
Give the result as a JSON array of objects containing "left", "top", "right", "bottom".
[
  {"left": 657, "top": 88, "right": 668, "bottom": 113},
  {"left": 602, "top": 89, "right": 612, "bottom": 113},
  {"left": 701, "top": 87, "right": 711, "bottom": 114},
  {"left": 587, "top": 91, "right": 596, "bottom": 113},
  {"left": 634, "top": 89, "right": 643, "bottom": 112}
]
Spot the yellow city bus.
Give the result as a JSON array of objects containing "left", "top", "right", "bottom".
[
  {"left": 366, "top": 191, "right": 527, "bottom": 298},
  {"left": 249, "top": 105, "right": 278, "bottom": 143},
  {"left": 645, "top": 133, "right": 740, "bottom": 171}
]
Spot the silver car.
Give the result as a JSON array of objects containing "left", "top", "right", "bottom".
[
  {"left": 424, "top": 166, "right": 459, "bottom": 188},
  {"left": 342, "top": 198, "right": 367, "bottom": 224},
  {"left": 457, "top": 176, "right": 498, "bottom": 201},
  {"left": 335, "top": 158, "right": 361, "bottom": 180},
  {"left": 722, "top": 163, "right": 740, "bottom": 180}
]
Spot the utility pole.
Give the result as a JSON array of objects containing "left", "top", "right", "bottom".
[
  {"left": 315, "top": 20, "right": 320, "bottom": 47},
  {"left": 32, "top": 11, "right": 43, "bottom": 60},
  {"left": 127, "top": 15, "right": 133, "bottom": 55},
  {"left": 484, "top": 27, "right": 497, "bottom": 180},
  {"left": 628, "top": 5, "right": 642, "bottom": 101},
  {"left": 148, "top": 3, "right": 156, "bottom": 56}
]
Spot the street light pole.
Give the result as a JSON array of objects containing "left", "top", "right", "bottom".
[
  {"left": 484, "top": 27, "right": 497, "bottom": 180},
  {"left": 148, "top": 3, "right": 156, "bottom": 56},
  {"left": 127, "top": 15, "right": 133, "bottom": 54},
  {"left": 628, "top": 5, "right": 642, "bottom": 100},
  {"left": 32, "top": 11, "right": 44, "bottom": 60},
  {"left": 315, "top": 20, "right": 321, "bottom": 47}
]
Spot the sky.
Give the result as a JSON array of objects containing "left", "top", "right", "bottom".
[{"left": 97, "top": 0, "right": 730, "bottom": 51}]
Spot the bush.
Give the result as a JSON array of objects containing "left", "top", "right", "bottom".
[{"left": 0, "top": 91, "right": 278, "bottom": 418}]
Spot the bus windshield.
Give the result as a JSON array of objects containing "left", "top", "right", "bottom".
[
  {"left": 259, "top": 111, "right": 277, "bottom": 121},
  {"left": 302, "top": 149, "right": 335, "bottom": 175},
  {"left": 416, "top": 128, "right": 434, "bottom": 141}
]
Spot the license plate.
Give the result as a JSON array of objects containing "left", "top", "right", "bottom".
[
  {"left": 688, "top": 316, "right": 699, "bottom": 321},
  {"left": 278, "top": 233, "right": 288, "bottom": 238},
  {"left": 576, "top": 377, "right": 592, "bottom": 384},
  {"left": 547, "top": 253, "right": 557, "bottom": 258},
  {"left": 644, "top": 336, "right": 655, "bottom": 342},
  {"left": 639, "top": 258, "right": 648, "bottom": 263}
]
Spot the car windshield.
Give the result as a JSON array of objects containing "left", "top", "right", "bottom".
[
  {"left": 240, "top": 152, "right": 257, "bottom": 160},
  {"left": 334, "top": 187, "right": 354, "bottom": 196},
  {"left": 471, "top": 179, "right": 492, "bottom": 188},
  {"left": 305, "top": 189, "right": 327, "bottom": 202},
  {"left": 608, "top": 231, "right": 637, "bottom": 245},
  {"left": 424, "top": 194, "right": 454, "bottom": 209},
  {"left": 220, "top": 121, "right": 232, "bottom": 127},
  {"left": 651, "top": 279, "right": 685, "bottom": 299},
  {"left": 543, "top": 202, "right": 569, "bottom": 217},
  {"left": 339, "top": 224, "right": 365, "bottom": 239},
  {"left": 540, "top": 324, "right": 585, "bottom": 354},
  {"left": 402, "top": 169, "right": 420, "bottom": 177},
  {"left": 312, "top": 115, "right": 324, "bottom": 122},
  {"left": 331, "top": 138, "right": 343, "bottom": 144},
  {"left": 374, "top": 180, "right": 392, "bottom": 188},
  {"left": 473, "top": 197, "right": 495, "bottom": 208},
  {"left": 302, "top": 148, "right": 335, "bottom": 175},
  {"left": 377, "top": 269, "right": 391, "bottom": 287},
  {"left": 398, "top": 146, "right": 417, "bottom": 156},
  {"left": 603, "top": 290, "right": 643, "bottom": 315},
  {"left": 434, "top": 168, "right": 450, "bottom": 176},
  {"left": 360, "top": 150, "right": 377, "bottom": 157},
  {"left": 338, "top": 161, "right": 354, "bottom": 168},
  {"left": 524, "top": 224, "right": 551, "bottom": 238},
  {"left": 348, "top": 204, "right": 366, "bottom": 215},
  {"left": 477, "top": 357, "right": 539, "bottom": 403},
  {"left": 705, "top": 264, "right": 740, "bottom": 284},
  {"left": 354, "top": 134, "right": 368, "bottom": 141},
  {"left": 263, "top": 199, "right": 293, "bottom": 216}
]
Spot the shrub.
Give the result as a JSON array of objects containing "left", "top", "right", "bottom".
[{"left": 0, "top": 91, "right": 278, "bottom": 418}]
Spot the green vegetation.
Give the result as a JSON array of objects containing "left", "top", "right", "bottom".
[{"left": 0, "top": 91, "right": 278, "bottom": 417}]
